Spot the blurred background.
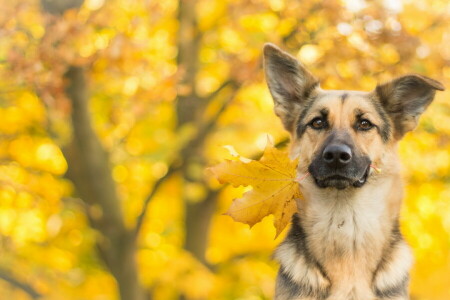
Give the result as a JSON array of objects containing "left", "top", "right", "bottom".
[{"left": 0, "top": 0, "right": 449, "bottom": 299}]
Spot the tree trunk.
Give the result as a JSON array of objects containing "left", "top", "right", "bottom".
[
  {"left": 38, "top": 1, "right": 148, "bottom": 298},
  {"left": 176, "top": 0, "right": 218, "bottom": 266},
  {"left": 184, "top": 192, "right": 218, "bottom": 264},
  {"left": 63, "top": 67, "right": 145, "bottom": 300},
  {"left": 40, "top": 2, "right": 147, "bottom": 299}
]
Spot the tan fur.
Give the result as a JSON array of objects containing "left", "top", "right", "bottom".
[
  {"left": 263, "top": 44, "right": 444, "bottom": 300},
  {"left": 287, "top": 91, "right": 407, "bottom": 300}
]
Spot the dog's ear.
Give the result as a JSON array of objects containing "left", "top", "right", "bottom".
[
  {"left": 263, "top": 43, "right": 319, "bottom": 132},
  {"left": 375, "top": 74, "right": 445, "bottom": 139}
]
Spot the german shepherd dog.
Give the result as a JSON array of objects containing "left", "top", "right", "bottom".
[{"left": 263, "top": 44, "right": 444, "bottom": 300}]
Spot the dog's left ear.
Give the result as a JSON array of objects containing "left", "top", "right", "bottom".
[{"left": 375, "top": 74, "right": 445, "bottom": 139}]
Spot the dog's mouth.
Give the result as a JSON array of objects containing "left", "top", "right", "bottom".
[{"left": 312, "top": 165, "right": 370, "bottom": 190}]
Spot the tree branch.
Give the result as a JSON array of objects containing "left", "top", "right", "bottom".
[
  {"left": 133, "top": 87, "right": 239, "bottom": 237},
  {"left": 281, "top": 3, "right": 323, "bottom": 44},
  {"left": 133, "top": 165, "right": 180, "bottom": 236},
  {"left": 200, "top": 80, "right": 237, "bottom": 103},
  {"left": 0, "top": 270, "right": 42, "bottom": 299},
  {"left": 185, "top": 87, "right": 239, "bottom": 154}
]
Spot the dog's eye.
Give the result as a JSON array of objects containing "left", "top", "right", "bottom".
[
  {"left": 357, "top": 119, "right": 374, "bottom": 131},
  {"left": 309, "top": 117, "right": 327, "bottom": 130}
]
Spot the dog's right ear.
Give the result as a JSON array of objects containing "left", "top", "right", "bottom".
[{"left": 263, "top": 43, "right": 319, "bottom": 132}]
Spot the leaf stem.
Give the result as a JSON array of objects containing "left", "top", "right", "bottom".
[{"left": 295, "top": 172, "right": 310, "bottom": 182}]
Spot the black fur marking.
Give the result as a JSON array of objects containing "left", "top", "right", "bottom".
[
  {"left": 372, "top": 220, "right": 408, "bottom": 298},
  {"left": 303, "top": 81, "right": 320, "bottom": 99},
  {"left": 295, "top": 95, "right": 319, "bottom": 138},
  {"left": 319, "top": 108, "right": 329, "bottom": 118},
  {"left": 289, "top": 215, "right": 326, "bottom": 272},
  {"left": 276, "top": 267, "right": 303, "bottom": 298},
  {"left": 341, "top": 93, "right": 348, "bottom": 103},
  {"left": 370, "top": 97, "right": 392, "bottom": 142},
  {"left": 277, "top": 266, "right": 330, "bottom": 300},
  {"left": 277, "top": 214, "right": 330, "bottom": 299},
  {"left": 296, "top": 103, "right": 329, "bottom": 138},
  {"left": 353, "top": 111, "right": 375, "bottom": 132},
  {"left": 374, "top": 275, "right": 409, "bottom": 299},
  {"left": 390, "top": 221, "right": 402, "bottom": 244},
  {"left": 373, "top": 220, "right": 403, "bottom": 276}
]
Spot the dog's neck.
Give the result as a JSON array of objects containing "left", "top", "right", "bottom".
[{"left": 296, "top": 170, "right": 404, "bottom": 286}]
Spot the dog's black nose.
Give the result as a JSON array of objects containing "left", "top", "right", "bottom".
[{"left": 322, "top": 144, "right": 352, "bottom": 167}]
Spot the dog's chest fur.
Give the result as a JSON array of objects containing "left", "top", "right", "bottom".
[
  {"left": 275, "top": 177, "right": 411, "bottom": 300},
  {"left": 307, "top": 192, "right": 386, "bottom": 298},
  {"left": 308, "top": 182, "right": 389, "bottom": 271}
]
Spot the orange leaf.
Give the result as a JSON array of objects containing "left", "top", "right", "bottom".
[{"left": 208, "top": 143, "right": 301, "bottom": 237}]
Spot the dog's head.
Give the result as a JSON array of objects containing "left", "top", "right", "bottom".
[{"left": 263, "top": 43, "right": 444, "bottom": 190}]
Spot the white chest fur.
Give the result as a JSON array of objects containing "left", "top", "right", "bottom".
[{"left": 298, "top": 177, "right": 395, "bottom": 298}]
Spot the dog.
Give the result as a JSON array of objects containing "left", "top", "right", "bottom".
[{"left": 263, "top": 43, "right": 445, "bottom": 300}]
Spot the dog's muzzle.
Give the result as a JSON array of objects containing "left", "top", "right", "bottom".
[{"left": 308, "top": 142, "right": 371, "bottom": 190}]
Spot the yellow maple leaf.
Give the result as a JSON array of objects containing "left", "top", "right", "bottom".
[{"left": 208, "top": 144, "right": 302, "bottom": 237}]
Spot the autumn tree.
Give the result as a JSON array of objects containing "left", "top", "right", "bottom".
[{"left": 0, "top": 0, "right": 449, "bottom": 299}]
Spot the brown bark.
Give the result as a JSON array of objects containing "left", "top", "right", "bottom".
[
  {"left": 174, "top": 0, "right": 246, "bottom": 273},
  {"left": 39, "top": 1, "right": 146, "bottom": 299},
  {"left": 184, "top": 191, "right": 218, "bottom": 264},
  {"left": 175, "top": 0, "right": 218, "bottom": 267},
  {"left": 63, "top": 66, "right": 146, "bottom": 300},
  {"left": 40, "top": 0, "right": 84, "bottom": 15},
  {"left": 176, "top": 0, "right": 201, "bottom": 125},
  {"left": 0, "top": 269, "right": 42, "bottom": 299}
]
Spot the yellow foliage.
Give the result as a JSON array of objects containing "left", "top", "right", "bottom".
[{"left": 0, "top": 0, "right": 449, "bottom": 299}]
